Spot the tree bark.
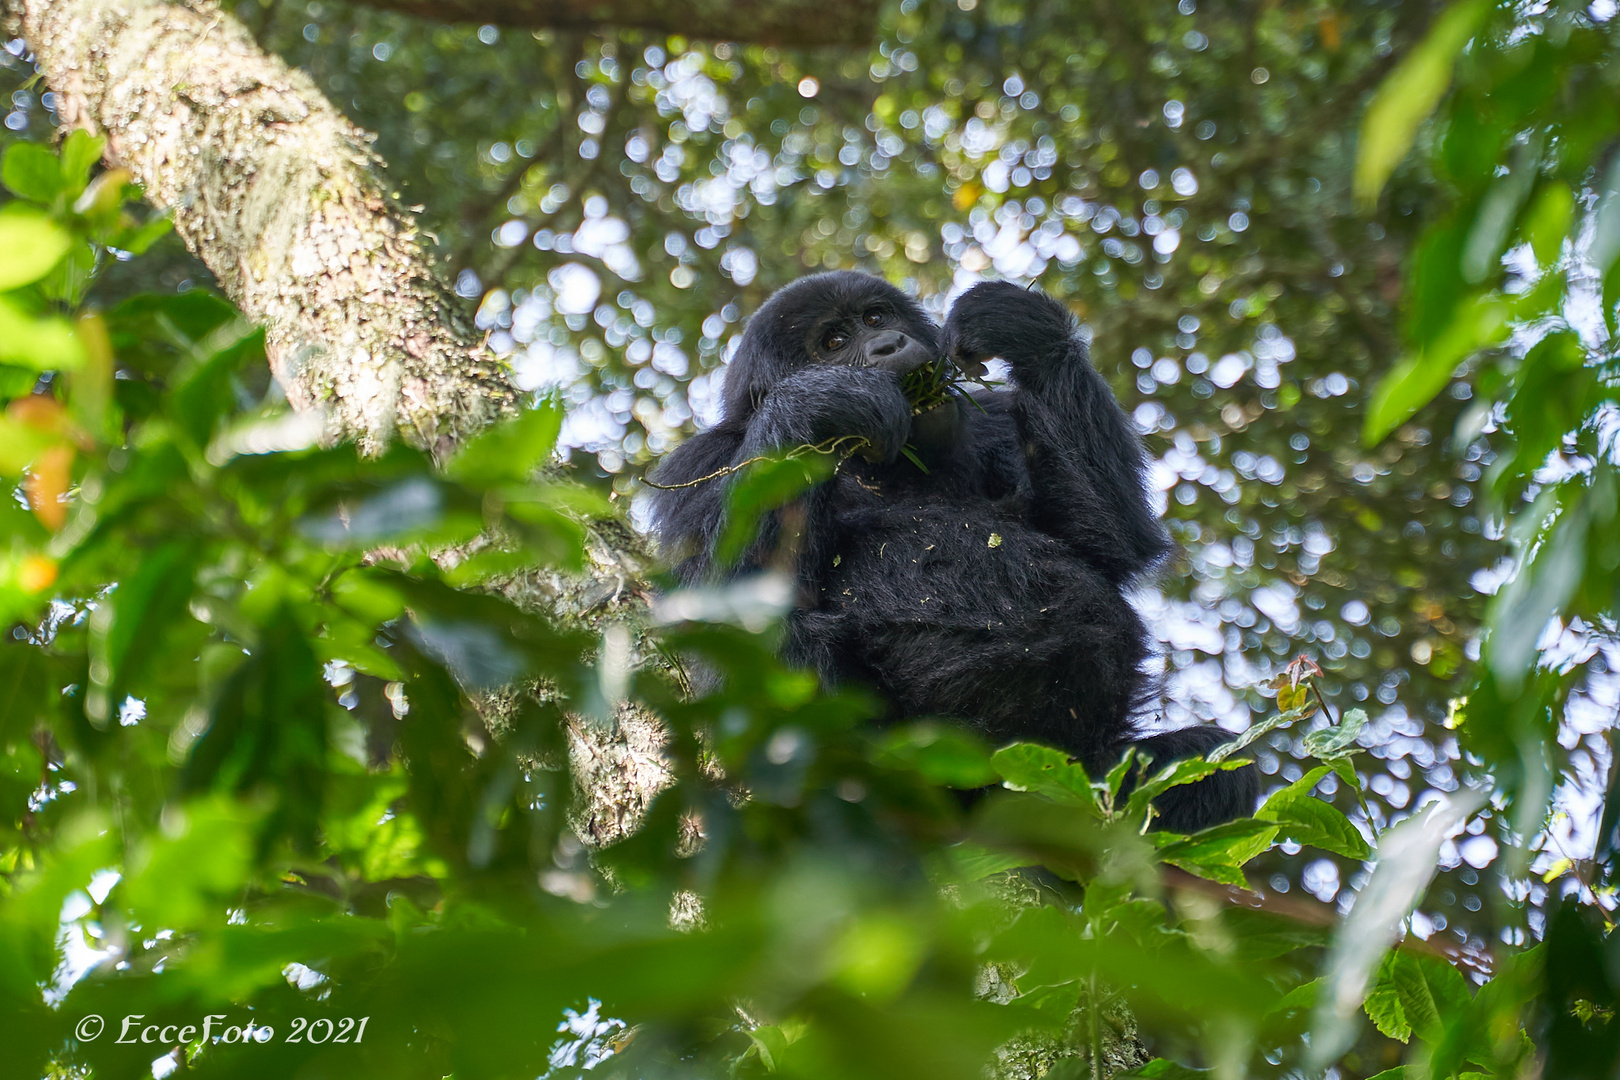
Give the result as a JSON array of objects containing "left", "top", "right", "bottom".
[
  {"left": 350, "top": 0, "right": 877, "bottom": 47},
  {"left": 13, "top": 0, "right": 513, "bottom": 455}
]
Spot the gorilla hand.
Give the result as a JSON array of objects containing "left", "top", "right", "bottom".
[
  {"left": 747, "top": 366, "right": 912, "bottom": 464},
  {"left": 944, "top": 281, "right": 1074, "bottom": 384}
]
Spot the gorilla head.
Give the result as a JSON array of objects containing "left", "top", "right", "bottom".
[{"left": 721, "top": 271, "right": 941, "bottom": 420}]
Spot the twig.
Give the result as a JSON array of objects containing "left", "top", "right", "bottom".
[
  {"left": 1162, "top": 866, "right": 1495, "bottom": 980},
  {"left": 638, "top": 435, "right": 872, "bottom": 490}
]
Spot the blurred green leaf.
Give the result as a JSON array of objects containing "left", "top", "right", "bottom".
[
  {"left": 446, "top": 395, "right": 563, "bottom": 483},
  {"left": 182, "top": 609, "right": 330, "bottom": 852},
  {"left": 57, "top": 130, "right": 105, "bottom": 199},
  {"left": 121, "top": 796, "right": 259, "bottom": 927},
  {"left": 1365, "top": 296, "right": 1508, "bottom": 444},
  {"left": 86, "top": 540, "right": 198, "bottom": 725},
  {"left": 1120, "top": 1061, "right": 1215, "bottom": 1080},
  {"left": 0, "top": 296, "right": 86, "bottom": 371},
  {"left": 1589, "top": 152, "right": 1620, "bottom": 274},
  {"left": 0, "top": 207, "right": 73, "bottom": 291},
  {"left": 1521, "top": 183, "right": 1574, "bottom": 267},
  {"left": 880, "top": 723, "right": 996, "bottom": 788},
  {"left": 1354, "top": 0, "right": 1492, "bottom": 204},
  {"left": 716, "top": 450, "right": 838, "bottom": 568},
  {"left": 0, "top": 142, "right": 65, "bottom": 204}
]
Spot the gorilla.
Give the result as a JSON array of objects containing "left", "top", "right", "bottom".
[{"left": 649, "top": 271, "right": 1256, "bottom": 832}]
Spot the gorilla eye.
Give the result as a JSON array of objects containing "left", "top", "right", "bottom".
[
  {"left": 822, "top": 330, "right": 849, "bottom": 352},
  {"left": 862, "top": 309, "right": 885, "bottom": 327}
]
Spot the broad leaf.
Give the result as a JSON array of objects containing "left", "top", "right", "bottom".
[
  {"left": 0, "top": 209, "right": 74, "bottom": 292},
  {"left": 1257, "top": 765, "right": 1371, "bottom": 859}
]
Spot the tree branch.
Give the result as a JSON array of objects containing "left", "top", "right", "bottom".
[
  {"left": 345, "top": 0, "right": 878, "bottom": 48},
  {"left": 13, "top": 0, "right": 515, "bottom": 454}
]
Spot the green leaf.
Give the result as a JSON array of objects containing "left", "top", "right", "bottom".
[
  {"left": 1124, "top": 755, "right": 1245, "bottom": 823},
  {"left": 1460, "top": 137, "right": 1540, "bottom": 285},
  {"left": 0, "top": 208, "right": 74, "bottom": 292},
  {"left": 183, "top": 609, "right": 330, "bottom": 852},
  {"left": 991, "top": 742, "right": 1100, "bottom": 812},
  {"left": 1365, "top": 295, "right": 1508, "bottom": 444},
  {"left": 1208, "top": 704, "right": 1315, "bottom": 763},
  {"left": 121, "top": 796, "right": 258, "bottom": 927},
  {"left": 946, "top": 842, "right": 1031, "bottom": 881},
  {"left": 1256, "top": 765, "right": 1371, "bottom": 859},
  {"left": 1354, "top": 0, "right": 1493, "bottom": 204},
  {"left": 748, "top": 1023, "right": 792, "bottom": 1072},
  {"left": 1522, "top": 183, "right": 1574, "bottom": 267},
  {"left": 446, "top": 396, "right": 564, "bottom": 484},
  {"left": 0, "top": 416, "right": 58, "bottom": 475},
  {"left": 0, "top": 297, "right": 86, "bottom": 372},
  {"left": 57, "top": 130, "right": 105, "bottom": 198},
  {"left": 880, "top": 723, "right": 996, "bottom": 787},
  {"left": 1119, "top": 1061, "right": 1214, "bottom": 1080},
  {"left": 715, "top": 450, "right": 837, "bottom": 568},
  {"left": 899, "top": 444, "right": 930, "bottom": 473},
  {"left": 1363, "top": 963, "right": 1412, "bottom": 1040},
  {"left": 1486, "top": 488, "right": 1587, "bottom": 689},
  {"left": 0, "top": 143, "right": 65, "bottom": 203},
  {"left": 1301, "top": 707, "right": 1368, "bottom": 760},
  {"left": 1363, "top": 951, "right": 1471, "bottom": 1045},
  {"left": 111, "top": 215, "right": 174, "bottom": 256},
  {"left": 298, "top": 476, "right": 461, "bottom": 546},
  {"left": 1155, "top": 819, "right": 1279, "bottom": 886},
  {"left": 86, "top": 541, "right": 198, "bottom": 725},
  {"left": 1104, "top": 747, "right": 1137, "bottom": 801}
]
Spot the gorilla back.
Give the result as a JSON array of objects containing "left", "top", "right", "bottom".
[{"left": 650, "top": 272, "right": 1256, "bottom": 832}]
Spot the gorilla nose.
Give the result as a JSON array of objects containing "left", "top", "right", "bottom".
[{"left": 864, "top": 330, "right": 933, "bottom": 374}]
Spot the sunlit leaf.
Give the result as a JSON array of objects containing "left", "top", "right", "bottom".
[
  {"left": 0, "top": 209, "right": 74, "bottom": 293},
  {"left": 1255, "top": 765, "right": 1371, "bottom": 859},
  {"left": 0, "top": 296, "right": 86, "bottom": 372},
  {"left": 1354, "top": 0, "right": 1492, "bottom": 204}
]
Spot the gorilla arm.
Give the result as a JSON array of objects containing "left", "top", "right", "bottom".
[{"left": 944, "top": 282, "right": 1170, "bottom": 584}]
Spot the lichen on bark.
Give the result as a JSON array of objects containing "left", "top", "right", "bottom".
[{"left": 14, "top": 0, "right": 513, "bottom": 454}]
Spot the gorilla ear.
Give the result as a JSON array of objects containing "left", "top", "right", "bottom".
[{"left": 719, "top": 339, "right": 770, "bottom": 419}]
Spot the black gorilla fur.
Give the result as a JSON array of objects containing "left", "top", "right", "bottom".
[{"left": 650, "top": 272, "right": 1257, "bottom": 832}]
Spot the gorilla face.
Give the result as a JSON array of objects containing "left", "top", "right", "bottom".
[{"left": 721, "top": 271, "right": 940, "bottom": 419}]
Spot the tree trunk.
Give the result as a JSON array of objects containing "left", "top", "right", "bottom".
[
  {"left": 13, "top": 0, "right": 513, "bottom": 456},
  {"left": 348, "top": 0, "right": 877, "bottom": 47},
  {"left": 10, "top": 0, "right": 666, "bottom": 850}
]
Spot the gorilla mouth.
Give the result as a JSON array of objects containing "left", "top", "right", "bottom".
[{"left": 899, "top": 357, "right": 960, "bottom": 414}]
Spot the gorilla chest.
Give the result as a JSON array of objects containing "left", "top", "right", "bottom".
[{"left": 811, "top": 493, "right": 1088, "bottom": 629}]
